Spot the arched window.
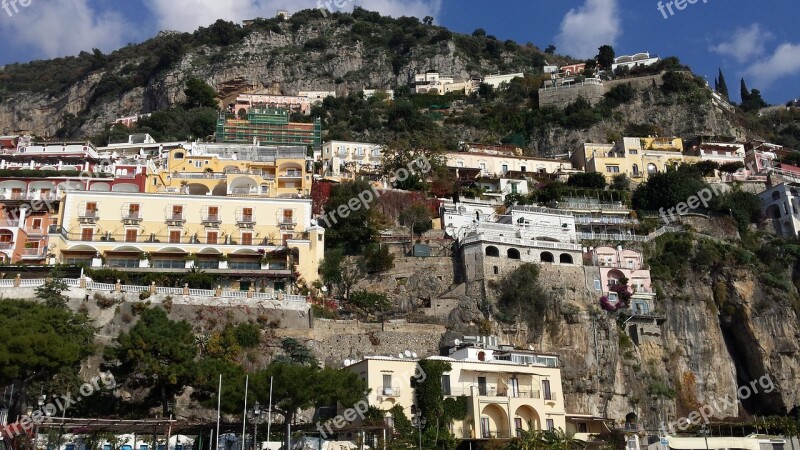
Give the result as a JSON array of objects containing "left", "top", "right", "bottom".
[
  {"left": 173, "top": 152, "right": 184, "bottom": 159},
  {"left": 507, "top": 248, "right": 521, "bottom": 260},
  {"left": 632, "top": 164, "right": 639, "bottom": 175},
  {"left": 541, "top": 252, "right": 554, "bottom": 263},
  {"left": 560, "top": 253, "right": 574, "bottom": 264},
  {"left": 647, "top": 163, "right": 657, "bottom": 174},
  {"left": 486, "top": 246, "right": 500, "bottom": 257},
  {"left": 493, "top": 266, "right": 499, "bottom": 275}
]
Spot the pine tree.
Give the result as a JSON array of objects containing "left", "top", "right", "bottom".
[
  {"left": 717, "top": 69, "right": 729, "bottom": 99},
  {"left": 714, "top": 77, "right": 719, "bottom": 92}
]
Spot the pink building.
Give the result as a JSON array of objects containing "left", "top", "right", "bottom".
[
  {"left": 586, "top": 246, "right": 654, "bottom": 315},
  {"left": 232, "top": 94, "right": 312, "bottom": 116}
]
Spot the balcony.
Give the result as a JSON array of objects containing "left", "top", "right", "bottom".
[
  {"left": 236, "top": 215, "right": 256, "bottom": 228},
  {"left": 122, "top": 212, "right": 143, "bottom": 225},
  {"left": 78, "top": 211, "right": 98, "bottom": 224},
  {"left": 279, "top": 218, "right": 296, "bottom": 229},
  {"left": 202, "top": 215, "right": 222, "bottom": 227},
  {"left": 281, "top": 171, "right": 303, "bottom": 179},
  {"left": 0, "top": 220, "right": 20, "bottom": 228},
  {"left": 20, "top": 248, "right": 46, "bottom": 259},
  {"left": 23, "top": 227, "right": 44, "bottom": 237},
  {"left": 56, "top": 229, "right": 286, "bottom": 248},
  {"left": 0, "top": 242, "right": 13, "bottom": 250},
  {"left": 444, "top": 387, "right": 543, "bottom": 399},
  {"left": 165, "top": 213, "right": 186, "bottom": 226},
  {"left": 380, "top": 386, "right": 401, "bottom": 397}
]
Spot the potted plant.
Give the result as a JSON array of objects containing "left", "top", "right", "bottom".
[
  {"left": 139, "top": 252, "right": 150, "bottom": 268},
  {"left": 218, "top": 254, "right": 229, "bottom": 270},
  {"left": 184, "top": 253, "right": 198, "bottom": 269}
]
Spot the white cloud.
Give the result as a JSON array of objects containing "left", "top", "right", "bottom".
[
  {"left": 710, "top": 24, "right": 773, "bottom": 64},
  {"left": 142, "top": 0, "right": 442, "bottom": 33},
  {"left": 0, "top": 0, "right": 131, "bottom": 58},
  {"left": 744, "top": 42, "right": 800, "bottom": 89},
  {"left": 554, "top": 0, "right": 621, "bottom": 59}
]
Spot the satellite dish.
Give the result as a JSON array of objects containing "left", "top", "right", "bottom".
[
  {"left": 398, "top": 353, "right": 404, "bottom": 359},
  {"left": 344, "top": 359, "right": 352, "bottom": 367},
  {"left": 454, "top": 339, "right": 461, "bottom": 346},
  {"left": 411, "top": 352, "right": 418, "bottom": 358},
  {"left": 404, "top": 350, "right": 412, "bottom": 357}
]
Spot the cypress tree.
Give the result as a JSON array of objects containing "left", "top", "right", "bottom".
[
  {"left": 740, "top": 78, "right": 750, "bottom": 104},
  {"left": 717, "top": 69, "right": 729, "bottom": 99}
]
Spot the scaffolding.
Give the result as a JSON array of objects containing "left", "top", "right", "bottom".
[{"left": 216, "top": 108, "right": 321, "bottom": 150}]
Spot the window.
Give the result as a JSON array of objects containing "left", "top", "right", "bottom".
[
  {"left": 382, "top": 374, "right": 392, "bottom": 393},
  {"left": 31, "top": 218, "right": 42, "bottom": 229},
  {"left": 542, "top": 380, "right": 552, "bottom": 400},
  {"left": 228, "top": 260, "right": 259, "bottom": 270},
  {"left": 515, "top": 418, "right": 523, "bottom": 437},
  {"left": 241, "top": 232, "right": 253, "bottom": 246},
  {"left": 606, "top": 165, "right": 620, "bottom": 173},
  {"left": 579, "top": 423, "right": 588, "bottom": 433},
  {"left": 520, "top": 165, "right": 526, "bottom": 172},
  {"left": 152, "top": 259, "right": 184, "bottom": 269},
  {"left": 478, "top": 377, "right": 487, "bottom": 395},
  {"left": 108, "top": 258, "right": 138, "bottom": 268},
  {"left": 85, "top": 202, "right": 97, "bottom": 216},
  {"left": 169, "top": 230, "right": 181, "bottom": 244},
  {"left": 501, "top": 164, "right": 509, "bottom": 174},
  {"left": 594, "top": 279, "right": 602, "bottom": 291},
  {"left": 479, "top": 162, "right": 487, "bottom": 172},
  {"left": 242, "top": 207, "right": 253, "bottom": 221},
  {"left": 629, "top": 150, "right": 638, "bottom": 155},
  {"left": 128, "top": 204, "right": 140, "bottom": 218},
  {"left": 172, "top": 205, "right": 183, "bottom": 219},
  {"left": 207, "top": 206, "right": 219, "bottom": 221},
  {"left": 207, "top": 232, "right": 218, "bottom": 245},
  {"left": 81, "top": 228, "right": 94, "bottom": 241},
  {"left": 632, "top": 164, "right": 640, "bottom": 174},
  {"left": 125, "top": 229, "right": 138, "bottom": 243},
  {"left": 283, "top": 209, "right": 294, "bottom": 224},
  {"left": 174, "top": 152, "right": 184, "bottom": 159},
  {"left": 195, "top": 161, "right": 202, "bottom": 168},
  {"left": 441, "top": 375, "right": 451, "bottom": 395},
  {"left": 546, "top": 419, "right": 555, "bottom": 431},
  {"left": 647, "top": 163, "right": 658, "bottom": 174}
]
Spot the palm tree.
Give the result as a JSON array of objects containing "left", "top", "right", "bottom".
[
  {"left": 542, "top": 429, "right": 586, "bottom": 450},
  {"left": 507, "top": 429, "right": 547, "bottom": 450}
]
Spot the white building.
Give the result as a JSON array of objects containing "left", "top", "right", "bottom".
[
  {"left": 611, "top": 53, "right": 660, "bottom": 72},
  {"left": 482, "top": 73, "right": 524, "bottom": 89},
  {"left": 298, "top": 90, "right": 336, "bottom": 103},
  {"left": 440, "top": 199, "right": 502, "bottom": 238},
  {"left": 686, "top": 142, "right": 745, "bottom": 165},
  {"left": 760, "top": 182, "right": 800, "bottom": 238},
  {"left": 320, "top": 140, "right": 383, "bottom": 177}
]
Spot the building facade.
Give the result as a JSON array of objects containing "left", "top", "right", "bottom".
[
  {"left": 320, "top": 141, "right": 383, "bottom": 177},
  {"left": 571, "top": 137, "right": 685, "bottom": 183},
  {"left": 231, "top": 94, "right": 313, "bottom": 116},
  {"left": 49, "top": 191, "right": 324, "bottom": 290},
  {"left": 150, "top": 144, "right": 312, "bottom": 198},
  {"left": 445, "top": 150, "right": 573, "bottom": 179},
  {"left": 215, "top": 108, "right": 322, "bottom": 150},
  {"left": 760, "top": 182, "right": 800, "bottom": 238},
  {"left": 346, "top": 339, "right": 567, "bottom": 441}
]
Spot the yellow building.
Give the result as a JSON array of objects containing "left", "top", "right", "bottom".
[
  {"left": 346, "top": 340, "right": 568, "bottom": 441},
  {"left": 571, "top": 137, "right": 686, "bottom": 183},
  {"left": 149, "top": 144, "right": 312, "bottom": 198},
  {"left": 49, "top": 190, "right": 324, "bottom": 291}
]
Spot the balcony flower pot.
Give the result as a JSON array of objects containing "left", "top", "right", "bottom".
[
  {"left": 139, "top": 259, "right": 150, "bottom": 268},
  {"left": 218, "top": 261, "right": 228, "bottom": 269},
  {"left": 91, "top": 257, "right": 103, "bottom": 268}
]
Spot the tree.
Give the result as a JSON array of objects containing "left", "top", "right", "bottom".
[
  {"left": 719, "top": 161, "right": 745, "bottom": 173},
  {"left": 422, "top": 16, "right": 433, "bottom": 26},
  {"left": 322, "top": 180, "right": 379, "bottom": 255},
  {"left": 348, "top": 291, "right": 391, "bottom": 313},
  {"left": 251, "top": 361, "right": 367, "bottom": 449},
  {"left": 0, "top": 300, "right": 94, "bottom": 417},
  {"left": 472, "top": 28, "right": 487, "bottom": 38},
  {"left": 362, "top": 243, "right": 395, "bottom": 274},
  {"left": 399, "top": 203, "right": 433, "bottom": 236},
  {"left": 320, "top": 247, "right": 346, "bottom": 286},
  {"left": 740, "top": 78, "right": 750, "bottom": 104},
  {"left": 632, "top": 168, "right": 707, "bottom": 211},
  {"left": 36, "top": 267, "right": 70, "bottom": 308},
  {"left": 695, "top": 160, "right": 720, "bottom": 177},
  {"left": 184, "top": 77, "right": 218, "bottom": 109},
  {"left": 611, "top": 174, "right": 630, "bottom": 191},
  {"left": 541, "top": 429, "right": 586, "bottom": 450},
  {"left": 596, "top": 45, "right": 615, "bottom": 70},
  {"left": 273, "top": 337, "right": 319, "bottom": 366},
  {"left": 567, "top": 172, "right": 606, "bottom": 189},
  {"left": 717, "top": 68, "right": 729, "bottom": 99},
  {"left": 545, "top": 44, "right": 556, "bottom": 55},
  {"left": 106, "top": 307, "right": 197, "bottom": 416},
  {"left": 494, "top": 264, "right": 551, "bottom": 338}
]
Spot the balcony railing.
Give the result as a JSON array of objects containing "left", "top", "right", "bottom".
[
  {"left": 0, "top": 220, "right": 21, "bottom": 228},
  {"left": 282, "top": 171, "right": 303, "bottom": 178},
  {"left": 0, "top": 242, "right": 13, "bottom": 250},
  {"left": 444, "top": 387, "right": 543, "bottom": 399},
  {"left": 202, "top": 215, "right": 222, "bottom": 225},
  {"left": 23, "top": 227, "right": 44, "bottom": 236},
  {"left": 237, "top": 215, "right": 256, "bottom": 227},
  {"left": 122, "top": 213, "right": 143, "bottom": 223},
  {"left": 56, "top": 229, "right": 289, "bottom": 247},
  {"left": 20, "top": 248, "right": 46, "bottom": 258},
  {"left": 79, "top": 211, "right": 98, "bottom": 219},
  {"left": 165, "top": 213, "right": 186, "bottom": 224},
  {"left": 380, "top": 386, "right": 401, "bottom": 397}
]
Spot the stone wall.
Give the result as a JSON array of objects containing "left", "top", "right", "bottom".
[
  {"left": 538, "top": 83, "right": 605, "bottom": 107},
  {"left": 299, "top": 319, "right": 447, "bottom": 367},
  {"left": 352, "top": 256, "right": 457, "bottom": 310}
]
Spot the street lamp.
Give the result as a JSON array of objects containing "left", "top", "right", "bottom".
[
  {"left": 411, "top": 415, "right": 426, "bottom": 450},
  {"left": 249, "top": 402, "right": 263, "bottom": 450}
]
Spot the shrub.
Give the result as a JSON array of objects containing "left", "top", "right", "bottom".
[
  {"left": 233, "top": 323, "right": 261, "bottom": 348},
  {"left": 131, "top": 301, "right": 150, "bottom": 316},
  {"left": 94, "top": 292, "right": 117, "bottom": 309},
  {"left": 139, "top": 290, "right": 151, "bottom": 300}
]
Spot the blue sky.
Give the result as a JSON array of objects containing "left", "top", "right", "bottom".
[{"left": 0, "top": 0, "right": 797, "bottom": 103}]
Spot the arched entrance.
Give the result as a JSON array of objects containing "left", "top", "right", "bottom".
[
  {"left": 513, "top": 405, "right": 541, "bottom": 437},
  {"left": 480, "top": 404, "right": 509, "bottom": 439}
]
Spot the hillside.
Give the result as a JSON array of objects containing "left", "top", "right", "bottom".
[{"left": 0, "top": 7, "right": 761, "bottom": 155}]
